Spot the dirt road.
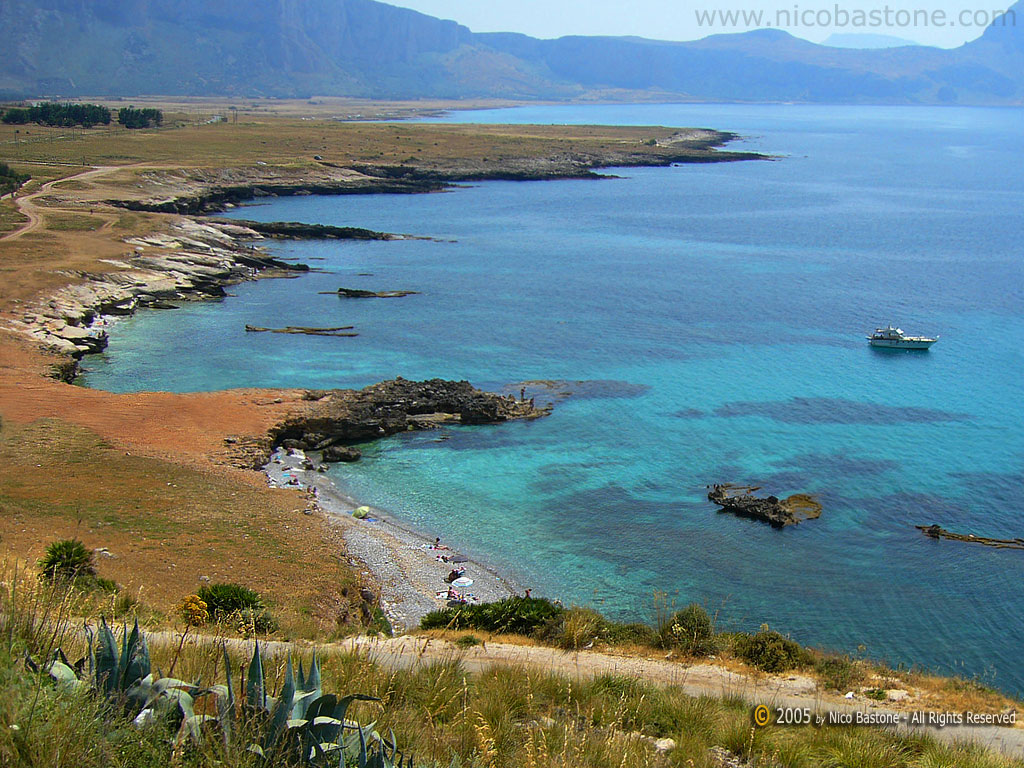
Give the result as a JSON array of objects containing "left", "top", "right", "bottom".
[{"left": 151, "top": 631, "right": 1024, "bottom": 759}]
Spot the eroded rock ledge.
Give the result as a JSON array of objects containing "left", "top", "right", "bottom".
[
  {"left": 247, "top": 378, "right": 548, "bottom": 467},
  {"left": 7, "top": 218, "right": 306, "bottom": 367}
]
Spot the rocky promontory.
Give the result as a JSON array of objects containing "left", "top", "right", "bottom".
[
  {"left": 101, "top": 131, "right": 765, "bottom": 216},
  {"left": 263, "top": 378, "right": 547, "bottom": 465}
]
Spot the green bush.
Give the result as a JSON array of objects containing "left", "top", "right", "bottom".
[
  {"left": 733, "top": 628, "right": 808, "bottom": 672},
  {"left": 420, "top": 596, "right": 563, "bottom": 635},
  {"left": 659, "top": 603, "right": 717, "bottom": 656},
  {"left": 603, "top": 621, "right": 659, "bottom": 647},
  {"left": 197, "top": 582, "right": 263, "bottom": 614},
  {"left": 39, "top": 538, "right": 96, "bottom": 582},
  {"left": 545, "top": 606, "right": 606, "bottom": 650},
  {"left": 816, "top": 654, "right": 863, "bottom": 691},
  {"left": 198, "top": 582, "right": 275, "bottom": 633}
]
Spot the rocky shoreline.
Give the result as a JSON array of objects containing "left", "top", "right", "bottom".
[
  {"left": 219, "top": 377, "right": 548, "bottom": 471},
  {"left": 7, "top": 217, "right": 313, "bottom": 373},
  {"left": 103, "top": 130, "right": 763, "bottom": 216}
]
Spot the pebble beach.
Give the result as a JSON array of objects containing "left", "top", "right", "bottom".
[{"left": 265, "top": 449, "right": 522, "bottom": 632}]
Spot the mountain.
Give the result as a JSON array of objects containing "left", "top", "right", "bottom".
[
  {"left": 823, "top": 33, "right": 921, "bottom": 49},
  {"left": 0, "top": 0, "right": 1021, "bottom": 104}
]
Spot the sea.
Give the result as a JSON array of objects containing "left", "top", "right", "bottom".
[{"left": 81, "top": 104, "right": 1024, "bottom": 694}]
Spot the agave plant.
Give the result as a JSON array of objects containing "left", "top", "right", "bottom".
[
  {"left": 222, "top": 641, "right": 412, "bottom": 767},
  {"left": 30, "top": 623, "right": 413, "bottom": 767},
  {"left": 29, "top": 617, "right": 205, "bottom": 730}
]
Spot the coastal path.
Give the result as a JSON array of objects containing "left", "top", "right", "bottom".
[{"left": 147, "top": 631, "right": 1024, "bottom": 759}]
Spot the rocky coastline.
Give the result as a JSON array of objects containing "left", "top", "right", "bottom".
[
  {"left": 102, "top": 131, "right": 764, "bottom": 216},
  {"left": 225, "top": 377, "right": 547, "bottom": 470},
  {"left": 6, "top": 217, "right": 311, "bottom": 375}
]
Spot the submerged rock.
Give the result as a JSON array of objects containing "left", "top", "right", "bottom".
[{"left": 336, "top": 287, "right": 419, "bottom": 299}]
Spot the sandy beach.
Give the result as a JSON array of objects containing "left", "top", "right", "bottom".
[{"left": 265, "top": 449, "right": 522, "bottom": 632}]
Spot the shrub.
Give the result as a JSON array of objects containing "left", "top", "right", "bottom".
[
  {"left": 603, "top": 621, "right": 659, "bottom": 647},
  {"left": 197, "top": 582, "right": 263, "bottom": 614},
  {"left": 547, "top": 606, "right": 607, "bottom": 650},
  {"left": 454, "top": 634, "right": 482, "bottom": 648},
  {"left": 733, "top": 628, "right": 808, "bottom": 672},
  {"left": 659, "top": 603, "right": 717, "bottom": 656},
  {"left": 420, "top": 596, "right": 563, "bottom": 635},
  {"left": 198, "top": 582, "right": 275, "bottom": 633},
  {"left": 38, "top": 538, "right": 96, "bottom": 582},
  {"left": 817, "top": 654, "right": 863, "bottom": 691}
]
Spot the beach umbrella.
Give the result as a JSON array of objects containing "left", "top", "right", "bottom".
[
  {"left": 452, "top": 577, "right": 474, "bottom": 587},
  {"left": 352, "top": 506, "right": 371, "bottom": 519}
]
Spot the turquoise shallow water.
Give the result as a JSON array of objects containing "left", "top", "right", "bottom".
[{"left": 82, "top": 105, "right": 1024, "bottom": 693}]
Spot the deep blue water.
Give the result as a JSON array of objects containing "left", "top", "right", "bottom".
[{"left": 82, "top": 105, "right": 1024, "bottom": 693}]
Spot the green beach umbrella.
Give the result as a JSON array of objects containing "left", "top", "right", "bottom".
[{"left": 352, "top": 506, "right": 371, "bottom": 519}]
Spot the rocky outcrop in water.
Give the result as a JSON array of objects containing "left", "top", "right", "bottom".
[
  {"left": 221, "top": 219, "right": 393, "bottom": 241},
  {"left": 708, "top": 484, "right": 822, "bottom": 528},
  {"left": 270, "top": 378, "right": 547, "bottom": 458},
  {"left": 917, "top": 524, "right": 1024, "bottom": 550},
  {"left": 336, "top": 287, "right": 419, "bottom": 299}
]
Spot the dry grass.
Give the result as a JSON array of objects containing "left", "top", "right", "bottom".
[
  {"left": 0, "top": 418, "right": 365, "bottom": 640},
  {"left": 0, "top": 118, "right": 700, "bottom": 170}
]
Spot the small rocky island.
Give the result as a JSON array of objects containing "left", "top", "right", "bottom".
[{"left": 708, "top": 484, "right": 822, "bottom": 528}]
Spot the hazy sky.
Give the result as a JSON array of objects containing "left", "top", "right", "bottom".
[{"left": 385, "top": 0, "right": 1010, "bottom": 48}]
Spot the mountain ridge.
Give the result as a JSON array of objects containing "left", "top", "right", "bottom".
[{"left": 0, "top": 0, "right": 1020, "bottom": 104}]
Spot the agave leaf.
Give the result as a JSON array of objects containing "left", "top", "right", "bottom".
[
  {"left": 83, "top": 622, "right": 95, "bottom": 678},
  {"left": 175, "top": 713, "right": 219, "bottom": 747},
  {"left": 290, "top": 688, "right": 319, "bottom": 721},
  {"left": 122, "top": 619, "right": 150, "bottom": 688},
  {"left": 268, "top": 654, "right": 296, "bottom": 745},
  {"left": 306, "top": 652, "right": 322, "bottom": 695},
  {"left": 309, "top": 715, "right": 343, "bottom": 744},
  {"left": 125, "top": 673, "right": 156, "bottom": 712},
  {"left": 118, "top": 621, "right": 131, "bottom": 687},
  {"left": 297, "top": 658, "right": 306, "bottom": 692},
  {"left": 386, "top": 727, "right": 398, "bottom": 761},
  {"left": 46, "top": 659, "right": 82, "bottom": 691},
  {"left": 56, "top": 648, "right": 72, "bottom": 668},
  {"left": 332, "top": 694, "right": 379, "bottom": 728},
  {"left": 95, "top": 617, "right": 119, "bottom": 694},
  {"left": 357, "top": 723, "right": 368, "bottom": 768},
  {"left": 305, "top": 693, "right": 338, "bottom": 721},
  {"left": 246, "top": 641, "right": 265, "bottom": 710}
]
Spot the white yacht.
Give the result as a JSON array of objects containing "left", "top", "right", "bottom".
[{"left": 867, "top": 325, "right": 938, "bottom": 349}]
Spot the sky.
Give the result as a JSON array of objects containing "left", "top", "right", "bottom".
[{"left": 384, "top": 0, "right": 1011, "bottom": 48}]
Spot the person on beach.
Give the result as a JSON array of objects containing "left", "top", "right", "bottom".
[{"left": 524, "top": 588, "right": 532, "bottom": 599}]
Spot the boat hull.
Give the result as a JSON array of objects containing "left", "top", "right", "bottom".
[{"left": 868, "top": 339, "right": 936, "bottom": 349}]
